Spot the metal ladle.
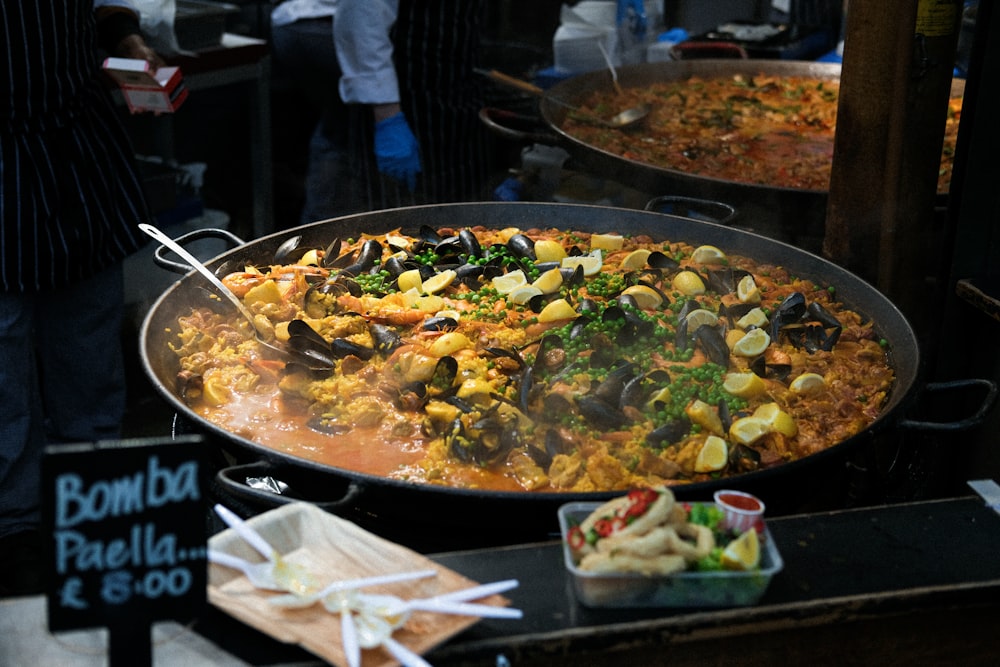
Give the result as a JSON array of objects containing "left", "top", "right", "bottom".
[
  {"left": 478, "top": 69, "right": 650, "bottom": 129},
  {"left": 138, "top": 223, "right": 289, "bottom": 357}
]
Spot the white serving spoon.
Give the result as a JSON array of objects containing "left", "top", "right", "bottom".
[{"left": 138, "top": 223, "right": 289, "bottom": 358}]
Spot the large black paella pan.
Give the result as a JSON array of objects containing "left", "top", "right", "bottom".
[
  {"left": 483, "top": 60, "right": 963, "bottom": 250},
  {"left": 139, "top": 203, "right": 991, "bottom": 546}
]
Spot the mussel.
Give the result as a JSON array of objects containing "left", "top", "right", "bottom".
[{"left": 446, "top": 408, "right": 522, "bottom": 465}]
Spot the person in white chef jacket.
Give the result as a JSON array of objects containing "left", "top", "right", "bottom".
[
  {"left": 271, "top": 0, "right": 491, "bottom": 225},
  {"left": 270, "top": 0, "right": 422, "bottom": 223}
]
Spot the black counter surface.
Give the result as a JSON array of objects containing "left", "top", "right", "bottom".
[{"left": 193, "top": 494, "right": 1000, "bottom": 665}]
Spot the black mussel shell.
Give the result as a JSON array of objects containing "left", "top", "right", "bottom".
[
  {"left": 418, "top": 224, "right": 443, "bottom": 245},
  {"left": 273, "top": 235, "right": 303, "bottom": 264},
  {"left": 382, "top": 255, "right": 410, "bottom": 278},
  {"left": 561, "top": 264, "right": 585, "bottom": 287},
  {"left": 458, "top": 229, "right": 482, "bottom": 259},
  {"left": 695, "top": 324, "right": 730, "bottom": 368},
  {"left": 288, "top": 319, "right": 329, "bottom": 347},
  {"left": 340, "top": 239, "right": 382, "bottom": 276},
  {"left": 719, "top": 301, "right": 758, "bottom": 324},
  {"left": 330, "top": 338, "right": 375, "bottom": 361},
  {"left": 370, "top": 323, "right": 403, "bottom": 355},
  {"left": 577, "top": 395, "right": 629, "bottom": 430},
  {"left": 646, "top": 419, "right": 689, "bottom": 447},
  {"left": 506, "top": 233, "right": 536, "bottom": 260},
  {"left": 428, "top": 356, "right": 459, "bottom": 393},
  {"left": 705, "top": 267, "right": 752, "bottom": 295},
  {"left": 647, "top": 250, "right": 679, "bottom": 271},
  {"left": 592, "top": 361, "right": 639, "bottom": 407},
  {"left": 807, "top": 301, "right": 841, "bottom": 329},
  {"left": 455, "top": 263, "right": 485, "bottom": 288},
  {"left": 771, "top": 292, "right": 808, "bottom": 338},
  {"left": 423, "top": 316, "right": 459, "bottom": 332},
  {"left": 542, "top": 392, "right": 574, "bottom": 416}
]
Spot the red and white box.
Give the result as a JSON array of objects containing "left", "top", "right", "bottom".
[{"left": 102, "top": 57, "right": 188, "bottom": 114}]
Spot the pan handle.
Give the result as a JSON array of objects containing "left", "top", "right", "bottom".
[
  {"left": 644, "top": 195, "right": 739, "bottom": 226},
  {"left": 214, "top": 461, "right": 365, "bottom": 513},
  {"left": 670, "top": 41, "right": 749, "bottom": 60},
  {"left": 897, "top": 378, "right": 998, "bottom": 432},
  {"left": 479, "top": 107, "right": 561, "bottom": 146},
  {"left": 151, "top": 227, "right": 247, "bottom": 274}
]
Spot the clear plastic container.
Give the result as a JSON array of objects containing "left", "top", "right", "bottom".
[{"left": 558, "top": 501, "right": 783, "bottom": 608}]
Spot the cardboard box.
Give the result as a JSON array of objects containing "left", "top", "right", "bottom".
[{"left": 103, "top": 57, "right": 187, "bottom": 114}]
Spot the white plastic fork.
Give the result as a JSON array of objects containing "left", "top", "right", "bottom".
[
  {"left": 268, "top": 568, "right": 439, "bottom": 609},
  {"left": 357, "top": 579, "right": 524, "bottom": 627},
  {"left": 207, "top": 549, "right": 285, "bottom": 591},
  {"left": 354, "top": 613, "right": 433, "bottom": 667},
  {"left": 214, "top": 504, "right": 276, "bottom": 561}
]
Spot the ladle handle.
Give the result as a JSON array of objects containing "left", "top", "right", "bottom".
[
  {"left": 478, "top": 69, "right": 544, "bottom": 97},
  {"left": 139, "top": 223, "right": 257, "bottom": 326}
]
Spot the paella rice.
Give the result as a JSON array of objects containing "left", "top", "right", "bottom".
[
  {"left": 560, "top": 72, "right": 962, "bottom": 192},
  {"left": 168, "top": 225, "right": 894, "bottom": 493}
]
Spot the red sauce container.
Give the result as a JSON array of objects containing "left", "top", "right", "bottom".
[{"left": 714, "top": 490, "right": 765, "bottom": 533}]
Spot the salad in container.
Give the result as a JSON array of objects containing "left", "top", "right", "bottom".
[{"left": 558, "top": 486, "right": 783, "bottom": 608}]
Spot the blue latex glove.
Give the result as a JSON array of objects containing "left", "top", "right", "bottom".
[
  {"left": 374, "top": 112, "right": 421, "bottom": 191},
  {"left": 616, "top": 0, "right": 648, "bottom": 41}
]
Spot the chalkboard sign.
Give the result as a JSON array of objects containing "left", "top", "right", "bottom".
[{"left": 42, "top": 436, "right": 208, "bottom": 643}]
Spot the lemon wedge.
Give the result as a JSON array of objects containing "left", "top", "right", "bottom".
[
  {"left": 429, "top": 331, "right": 472, "bottom": 356},
  {"left": 732, "top": 328, "right": 771, "bottom": 357},
  {"left": 508, "top": 285, "right": 543, "bottom": 305},
  {"left": 685, "top": 308, "right": 719, "bottom": 331},
  {"left": 396, "top": 268, "right": 423, "bottom": 293},
  {"left": 621, "top": 284, "right": 663, "bottom": 309},
  {"left": 621, "top": 248, "right": 652, "bottom": 269},
  {"left": 415, "top": 294, "right": 445, "bottom": 312},
  {"left": 645, "top": 386, "right": 672, "bottom": 409},
  {"left": 753, "top": 402, "right": 798, "bottom": 437},
  {"left": 532, "top": 267, "right": 564, "bottom": 294},
  {"left": 691, "top": 245, "right": 727, "bottom": 264},
  {"left": 729, "top": 416, "right": 771, "bottom": 445},
  {"left": 722, "top": 372, "right": 766, "bottom": 398},
  {"left": 672, "top": 270, "right": 706, "bottom": 296},
  {"left": 590, "top": 233, "right": 624, "bottom": 251},
  {"left": 725, "top": 328, "right": 746, "bottom": 350},
  {"left": 694, "top": 435, "right": 729, "bottom": 473},
  {"left": 685, "top": 399, "right": 724, "bottom": 436},
  {"left": 298, "top": 248, "right": 321, "bottom": 266},
  {"left": 790, "top": 372, "right": 826, "bottom": 394},
  {"left": 537, "top": 298, "right": 577, "bottom": 322},
  {"left": 421, "top": 269, "right": 456, "bottom": 295},
  {"left": 736, "top": 307, "right": 769, "bottom": 330},
  {"left": 737, "top": 275, "right": 762, "bottom": 304},
  {"left": 721, "top": 527, "right": 760, "bottom": 570},
  {"left": 492, "top": 269, "right": 528, "bottom": 294},
  {"left": 561, "top": 250, "right": 603, "bottom": 276},
  {"left": 534, "top": 239, "right": 567, "bottom": 262}
]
